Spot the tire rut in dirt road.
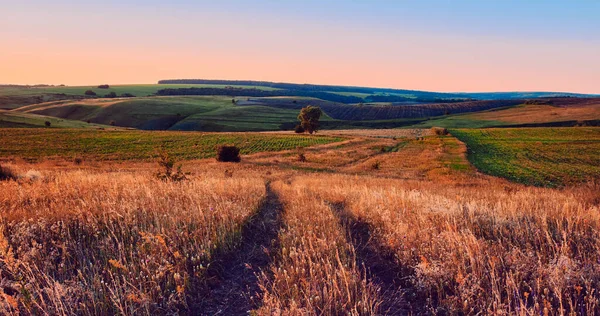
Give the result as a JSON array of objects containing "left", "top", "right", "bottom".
[
  {"left": 328, "top": 201, "right": 421, "bottom": 315},
  {"left": 193, "top": 181, "right": 284, "bottom": 315}
]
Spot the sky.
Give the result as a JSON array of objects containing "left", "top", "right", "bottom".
[{"left": 1, "top": 0, "right": 599, "bottom": 93}]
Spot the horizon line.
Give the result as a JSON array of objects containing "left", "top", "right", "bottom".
[{"left": 2, "top": 79, "right": 599, "bottom": 96}]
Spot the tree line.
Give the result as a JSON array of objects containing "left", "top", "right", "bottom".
[
  {"left": 155, "top": 87, "right": 363, "bottom": 104},
  {"left": 157, "top": 79, "right": 465, "bottom": 99}
]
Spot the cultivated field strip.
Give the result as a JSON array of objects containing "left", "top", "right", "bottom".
[
  {"left": 0, "top": 129, "right": 343, "bottom": 162},
  {"left": 0, "top": 171, "right": 265, "bottom": 314},
  {"left": 452, "top": 127, "right": 600, "bottom": 186}
]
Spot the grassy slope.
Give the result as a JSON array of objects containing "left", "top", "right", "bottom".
[
  {"left": 17, "top": 96, "right": 264, "bottom": 129},
  {"left": 0, "top": 128, "right": 343, "bottom": 161},
  {"left": 452, "top": 127, "right": 600, "bottom": 187},
  {"left": 0, "top": 110, "right": 115, "bottom": 129},
  {"left": 466, "top": 102, "right": 600, "bottom": 124},
  {"left": 16, "top": 96, "right": 382, "bottom": 132},
  {"left": 412, "top": 100, "right": 600, "bottom": 128}
]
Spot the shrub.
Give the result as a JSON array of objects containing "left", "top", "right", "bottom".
[
  {"left": 84, "top": 90, "right": 97, "bottom": 96},
  {"left": 216, "top": 145, "right": 241, "bottom": 162},
  {"left": 371, "top": 161, "right": 381, "bottom": 170},
  {"left": 431, "top": 127, "right": 449, "bottom": 136},
  {"left": 97, "top": 84, "right": 110, "bottom": 89},
  {"left": 73, "top": 157, "right": 83, "bottom": 165},
  {"left": 155, "top": 151, "right": 189, "bottom": 182},
  {"left": 294, "top": 125, "right": 305, "bottom": 134},
  {"left": 109, "top": 120, "right": 116, "bottom": 126},
  {"left": 297, "top": 147, "right": 306, "bottom": 162},
  {"left": 0, "top": 164, "right": 18, "bottom": 181},
  {"left": 104, "top": 92, "right": 117, "bottom": 98},
  {"left": 120, "top": 93, "right": 135, "bottom": 98},
  {"left": 44, "top": 121, "right": 51, "bottom": 127}
]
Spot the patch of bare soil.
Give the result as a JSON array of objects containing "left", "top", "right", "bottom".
[{"left": 192, "top": 182, "right": 284, "bottom": 315}]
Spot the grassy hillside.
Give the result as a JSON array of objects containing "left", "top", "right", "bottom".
[
  {"left": 15, "top": 96, "right": 334, "bottom": 131},
  {"left": 247, "top": 97, "right": 523, "bottom": 120},
  {"left": 413, "top": 98, "right": 600, "bottom": 128},
  {"left": 0, "top": 110, "right": 115, "bottom": 129},
  {"left": 452, "top": 127, "right": 600, "bottom": 187},
  {"left": 0, "top": 128, "right": 342, "bottom": 161}
]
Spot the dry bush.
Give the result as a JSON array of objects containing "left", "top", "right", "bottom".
[
  {"left": 0, "top": 164, "right": 18, "bottom": 181},
  {"left": 0, "top": 170, "right": 265, "bottom": 314},
  {"left": 371, "top": 161, "right": 381, "bottom": 170},
  {"left": 216, "top": 145, "right": 241, "bottom": 163},
  {"left": 155, "top": 151, "right": 189, "bottom": 182},
  {"left": 296, "top": 147, "right": 306, "bottom": 162},
  {"left": 257, "top": 180, "right": 381, "bottom": 315},
  {"left": 431, "top": 127, "right": 449, "bottom": 136},
  {"left": 297, "top": 174, "right": 600, "bottom": 314}
]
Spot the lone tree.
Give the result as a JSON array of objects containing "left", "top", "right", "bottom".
[
  {"left": 298, "top": 106, "right": 322, "bottom": 134},
  {"left": 44, "top": 121, "right": 51, "bottom": 127}
]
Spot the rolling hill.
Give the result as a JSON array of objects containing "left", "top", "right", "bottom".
[
  {"left": 2, "top": 82, "right": 598, "bottom": 132},
  {"left": 0, "top": 109, "right": 116, "bottom": 129},
  {"left": 414, "top": 98, "right": 600, "bottom": 128}
]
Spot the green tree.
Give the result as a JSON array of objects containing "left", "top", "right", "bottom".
[{"left": 298, "top": 106, "right": 322, "bottom": 134}]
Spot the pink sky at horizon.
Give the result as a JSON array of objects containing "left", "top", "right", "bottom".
[{"left": 1, "top": 1, "right": 599, "bottom": 94}]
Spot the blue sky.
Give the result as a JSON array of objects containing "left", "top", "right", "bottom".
[{"left": 1, "top": 1, "right": 599, "bottom": 92}]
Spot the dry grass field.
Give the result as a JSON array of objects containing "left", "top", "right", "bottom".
[
  {"left": 467, "top": 98, "right": 600, "bottom": 124},
  {"left": 1, "top": 128, "right": 599, "bottom": 315}
]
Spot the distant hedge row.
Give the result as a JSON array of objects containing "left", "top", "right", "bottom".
[{"left": 155, "top": 87, "right": 364, "bottom": 104}]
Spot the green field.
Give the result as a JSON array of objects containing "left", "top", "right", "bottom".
[
  {"left": 452, "top": 127, "right": 600, "bottom": 187},
  {"left": 0, "top": 128, "right": 343, "bottom": 161}
]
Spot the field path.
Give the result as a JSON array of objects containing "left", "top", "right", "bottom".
[
  {"left": 195, "top": 181, "right": 284, "bottom": 315},
  {"left": 328, "top": 201, "right": 417, "bottom": 315}
]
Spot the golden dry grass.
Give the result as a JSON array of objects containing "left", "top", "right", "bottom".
[
  {"left": 297, "top": 174, "right": 600, "bottom": 314},
  {"left": 467, "top": 102, "right": 600, "bottom": 124},
  {"left": 1, "top": 130, "right": 599, "bottom": 315},
  {"left": 0, "top": 169, "right": 265, "bottom": 314},
  {"left": 257, "top": 180, "right": 381, "bottom": 315}
]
